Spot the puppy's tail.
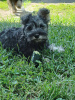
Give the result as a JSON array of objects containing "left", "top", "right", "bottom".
[{"left": 49, "top": 43, "right": 64, "bottom": 52}]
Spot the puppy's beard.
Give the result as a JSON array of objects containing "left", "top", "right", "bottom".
[{"left": 27, "top": 35, "right": 47, "bottom": 42}]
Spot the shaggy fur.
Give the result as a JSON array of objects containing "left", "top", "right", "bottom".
[
  {"left": 0, "top": 8, "right": 64, "bottom": 64},
  {"left": 0, "top": 8, "right": 50, "bottom": 59},
  {"left": 7, "top": 0, "right": 22, "bottom": 13}
]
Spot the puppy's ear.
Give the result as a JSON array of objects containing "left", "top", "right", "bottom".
[
  {"left": 38, "top": 8, "right": 50, "bottom": 23},
  {"left": 21, "top": 14, "right": 32, "bottom": 25}
]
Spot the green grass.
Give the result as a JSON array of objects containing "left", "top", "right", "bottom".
[
  {"left": 0, "top": 1, "right": 75, "bottom": 100},
  {"left": 0, "top": 1, "right": 8, "bottom": 10}
]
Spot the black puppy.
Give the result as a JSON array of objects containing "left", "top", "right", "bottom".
[
  {"left": 0, "top": 8, "right": 64, "bottom": 65},
  {"left": 7, "top": 0, "right": 22, "bottom": 13},
  {"left": 0, "top": 8, "right": 50, "bottom": 60}
]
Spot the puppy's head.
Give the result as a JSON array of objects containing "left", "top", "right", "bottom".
[{"left": 21, "top": 8, "right": 50, "bottom": 43}]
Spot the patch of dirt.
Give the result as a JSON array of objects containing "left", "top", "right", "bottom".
[
  {"left": 0, "top": 3, "right": 48, "bottom": 20},
  {"left": 0, "top": 2, "right": 74, "bottom": 20},
  {"left": 0, "top": 9, "right": 13, "bottom": 20},
  {"left": 0, "top": 9, "right": 10, "bottom": 16}
]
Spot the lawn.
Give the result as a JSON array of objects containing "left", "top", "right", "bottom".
[{"left": 0, "top": 1, "right": 75, "bottom": 100}]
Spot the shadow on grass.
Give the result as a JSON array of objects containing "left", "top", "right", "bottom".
[
  {"left": 48, "top": 23, "right": 75, "bottom": 53},
  {"left": 0, "top": 21, "right": 21, "bottom": 32}
]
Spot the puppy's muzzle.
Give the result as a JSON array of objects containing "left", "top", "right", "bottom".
[
  {"left": 35, "top": 34, "right": 39, "bottom": 39},
  {"left": 27, "top": 29, "right": 47, "bottom": 42}
]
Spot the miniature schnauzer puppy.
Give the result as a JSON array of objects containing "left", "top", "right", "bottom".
[
  {"left": 7, "top": 0, "right": 22, "bottom": 13},
  {"left": 0, "top": 8, "right": 64, "bottom": 65}
]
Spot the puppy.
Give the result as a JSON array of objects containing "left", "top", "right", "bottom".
[{"left": 0, "top": 8, "right": 64, "bottom": 64}]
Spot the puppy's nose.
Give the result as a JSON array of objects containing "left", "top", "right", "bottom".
[{"left": 35, "top": 34, "right": 39, "bottom": 38}]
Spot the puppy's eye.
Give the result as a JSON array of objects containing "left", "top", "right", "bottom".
[
  {"left": 40, "top": 24, "right": 45, "bottom": 28},
  {"left": 27, "top": 26, "right": 33, "bottom": 31}
]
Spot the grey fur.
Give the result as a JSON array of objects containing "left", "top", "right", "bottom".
[{"left": 0, "top": 8, "right": 50, "bottom": 60}]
